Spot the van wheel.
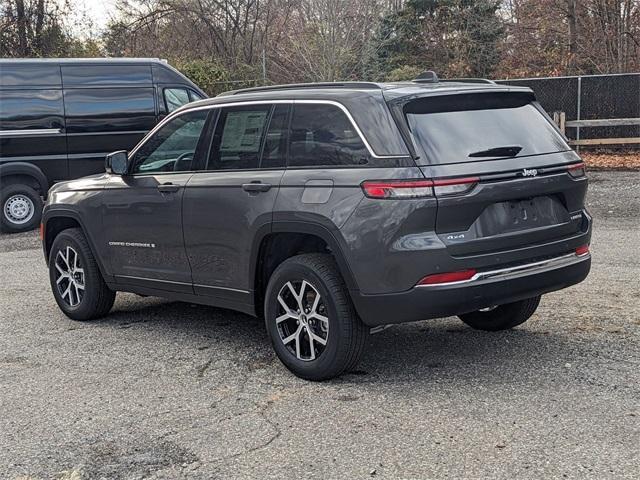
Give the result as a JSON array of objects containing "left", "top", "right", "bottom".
[
  {"left": 458, "top": 296, "right": 541, "bottom": 331},
  {"left": 264, "top": 253, "right": 367, "bottom": 381},
  {"left": 1, "top": 184, "right": 43, "bottom": 233},
  {"left": 49, "top": 228, "right": 115, "bottom": 321}
]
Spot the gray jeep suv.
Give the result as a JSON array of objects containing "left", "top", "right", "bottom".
[{"left": 42, "top": 77, "right": 592, "bottom": 380}]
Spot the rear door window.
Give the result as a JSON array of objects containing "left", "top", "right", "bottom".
[
  {"left": 207, "top": 105, "right": 271, "bottom": 171},
  {"left": 404, "top": 92, "right": 570, "bottom": 165},
  {"left": 288, "top": 104, "right": 369, "bottom": 167}
]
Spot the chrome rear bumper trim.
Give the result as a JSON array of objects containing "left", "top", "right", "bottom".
[{"left": 417, "top": 252, "right": 590, "bottom": 288}]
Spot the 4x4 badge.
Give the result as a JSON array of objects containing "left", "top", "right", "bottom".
[{"left": 522, "top": 168, "right": 538, "bottom": 177}]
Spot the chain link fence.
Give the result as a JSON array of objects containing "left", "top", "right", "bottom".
[{"left": 497, "top": 73, "right": 640, "bottom": 148}]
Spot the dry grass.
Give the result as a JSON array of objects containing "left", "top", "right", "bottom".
[{"left": 581, "top": 151, "right": 640, "bottom": 170}]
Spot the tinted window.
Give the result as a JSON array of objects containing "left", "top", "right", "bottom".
[
  {"left": 288, "top": 104, "right": 369, "bottom": 167},
  {"left": 132, "top": 110, "right": 208, "bottom": 174},
  {"left": 0, "top": 64, "right": 61, "bottom": 87},
  {"left": 189, "top": 90, "right": 204, "bottom": 101},
  {"left": 61, "top": 65, "right": 152, "bottom": 86},
  {"left": 261, "top": 105, "right": 290, "bottom": 168},
  {"left": 207, "top": 105, "right": 270, "bottom": 170},
  {"left": 405, "top": 93, "right": 570, "bottom": 165},
  {"left": 165, "top": 88, "right": 190, "bottom": 113},
  {"left": 64, "top": 88, "right": 156, "bottom": 133},
  {"left": 0, "top": 90, "right": 64, "bottom": 130}
]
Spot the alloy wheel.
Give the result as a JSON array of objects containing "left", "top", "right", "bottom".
[
  {"left": 275, "top": 280, "right": 329, "bottom": 361},
  {"left": 54, "top": 246, "right": 85, "bottom": 307}
]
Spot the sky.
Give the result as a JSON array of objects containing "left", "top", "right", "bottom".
[{"left": 73, "top": 0, "right": 118, "bottom": 32}]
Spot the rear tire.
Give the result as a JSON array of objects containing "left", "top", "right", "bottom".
[
  {"left": 49, "top": 228, "right": 115, "bottom": 321},
  {"left": 458, "top": 296, "right": 541, "bottom": 331},
  {"left": 1, "top": 183, "right": 42, "bottom": 233},
  {"left": 264, "top": 253, "right": 367, "bottom": 381}
]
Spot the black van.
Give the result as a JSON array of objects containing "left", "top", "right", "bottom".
[{"left": 0, "top": 58, "right": 206, "bottom": 232}]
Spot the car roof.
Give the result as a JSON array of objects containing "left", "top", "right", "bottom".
[{"left": 0, "top": 57, "right": 167, "bottom": 64}]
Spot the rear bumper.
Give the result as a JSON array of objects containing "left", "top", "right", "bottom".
[{"left": 351, "top": 252, "right": 591, "bottom": 327}]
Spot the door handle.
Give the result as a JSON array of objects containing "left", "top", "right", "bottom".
[
  {"left": 242, "top": 182, "right": 272, "bottom": 193},
  {"left": 157, "top": 182, "right": 181, "bottom": 193}
]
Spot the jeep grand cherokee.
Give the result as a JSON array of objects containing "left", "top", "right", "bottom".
[{"left": 42, "top": 76, "right": 592, "bottom": 380}]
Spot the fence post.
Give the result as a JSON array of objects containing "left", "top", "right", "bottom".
[
  {"left": 553, "top": 111, "right": 567, "bottom": 136},
  {"left": 576, "top": 76, "right": 582, "bottom": 152}
]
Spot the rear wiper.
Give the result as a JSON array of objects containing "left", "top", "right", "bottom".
[{"left": 468, "top": 145, "right": 523, "bottom": 158}]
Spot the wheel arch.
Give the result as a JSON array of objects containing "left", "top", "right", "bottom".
[
  {"left": 42, "top": 209, "right": 113, "bottom": 282},
  {"left": 250, "top": 220, "right": 359, "bottom": 317},
  {"left": 0, "top": 162, "right": 49, "bottom": 197}
]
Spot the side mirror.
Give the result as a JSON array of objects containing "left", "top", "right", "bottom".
[{"left": 105, "top": 150, "right": 129, "bottom": 175}]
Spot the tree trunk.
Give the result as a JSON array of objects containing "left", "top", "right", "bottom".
[
  {"left": 566, "top": 0, "right": 578, "bottom": 73},
  {"left": 15, "top": 0, "right": 28, "bottom": 56}
]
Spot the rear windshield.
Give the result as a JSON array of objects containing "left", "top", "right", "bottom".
[{"left": 404, "top": 92, "right": 570, "bottom": 165}]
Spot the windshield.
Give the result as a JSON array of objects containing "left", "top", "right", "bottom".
[{"left": 404, "top": 92, "right": 570, "bottom": 165}]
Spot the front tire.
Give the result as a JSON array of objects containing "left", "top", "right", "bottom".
[
  {"left": 49, "top": 228, "right": 115, "bottom": 321},
  {"left": 458, "top": 296, "right": 541, "bottom": 331},
  {"left": 264, "top": 253, "right": 367, "bottom": 381},
  {"left": 1, "top": 183, "right": 43, "bottom": 233}
]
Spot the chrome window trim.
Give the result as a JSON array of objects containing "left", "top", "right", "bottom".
[
  {"left": 0, "top": 128, "right": 62, "bottom": 137},
  {"left": 129, "top": 99, "right": 407, "bottom": 160},
  {"left": 416, "top": 252, "right": 590, "bottom": 288}
]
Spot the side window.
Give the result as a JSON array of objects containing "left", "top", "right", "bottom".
[
  {"left": 261, "top": 105, "right": 290, "bottom": 169},
  {"left": 64, "top": 88, "right": 156, "bottom": 133},
  {"left": 0, "top": 90, "right": 64, "bottom": 130},
  {"left": 164, "top": 88, "right": 191, "bottom": 113},
  {"left": 288, "top": 104, "right": 369, "bottom": 167},
  {"left": 132, "top": 110, "right": 208, "bottom": 174},
  {"left": 207, "top": 105, "right": 270, "bottom": 171},
  {"left": 189, "top": 90, "right": 205, "bottom": 101}
]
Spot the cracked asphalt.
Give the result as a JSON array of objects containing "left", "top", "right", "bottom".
[{"left": 1, "top": 171, "right": 638, "bottom": 479}]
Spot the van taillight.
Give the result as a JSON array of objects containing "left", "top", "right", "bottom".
[
  {"left": 361, "top": 180, "right": 434, "bottom": 199},
  {"left": 567, "top": 162, "right": 586, "bottom": 178},
  {"left": 39, "top": 223, "right": 44, "bottom": 241}
]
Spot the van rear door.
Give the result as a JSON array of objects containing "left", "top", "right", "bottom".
[{"left": 398, "top": 90, "right": 588, "bottom": 258}]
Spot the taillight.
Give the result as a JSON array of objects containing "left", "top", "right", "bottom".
[
  {"left": 567, "top": 162, "right": 586, "bottom": 178},
  {"left": 575, "top": 245, "right": 590, "bottom": 256},
  {"left": 432, "top": 177, "right": 480, "bottom": 196},
  {"left": 39, "top": 223, "right": 44, "bottom": 241},
  {"left": 417, "top": 269, "right": 477, "bottom": 285},
  {"left": 361, "top": 180, "right": 434, "bottom": 199}
]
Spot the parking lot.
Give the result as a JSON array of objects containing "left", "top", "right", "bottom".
[{"left": 0, "top": 170, "right": 638, "bottom": 479}]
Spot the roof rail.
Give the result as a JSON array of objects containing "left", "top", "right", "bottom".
[
  {"left": 441, "top": 78, "right": 496, "bottom": 84},
  {"left": 219, "top": 82, "right": 382, "bottom": 96}
]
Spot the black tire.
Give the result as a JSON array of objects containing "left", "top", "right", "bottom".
[
  {"left": 49, "top": 228, "right": 115, "bottom": 321},
  {"left": 458, "top": 296, "right": 542, "bottom": 331},
  {"left": 1, "top": 183, "right": 43, "bottom": 233},
  {"left": 264, "top": 253, "right": 367, "bottom": 381}
]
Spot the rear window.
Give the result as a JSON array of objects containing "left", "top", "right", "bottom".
[{"left": 404, "top": 93, "right": 569, "bottom": 165}]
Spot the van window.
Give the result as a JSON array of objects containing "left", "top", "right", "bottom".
[
  {"left": 64, "top": 88, "right": 156, "bottom": 133},
  {"left": 288, "top": 104, "right": 369, "bottom": 167},
  {"left": 207, "top": 105, "right": 270, "bottom": 170},
  {"left": 132, "top": 110, "right": 208, "bottom": 174},
  {"left": 404, "top": 92, "right": 570, "bottom": 165},
  {"left": 164, "top": 88, "right": 191, "bottom": 113},
  {"left": 61, "top": 65, "right": 153, "bottom": 86},
  {"left": 0, "top": 64, "right": 61, "bottom": 87},
  {"left": 0, "top": 90, "right": 64, "bottom": 130}
]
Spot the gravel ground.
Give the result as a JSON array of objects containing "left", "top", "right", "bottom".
[{"left": 0, "top": 171, "right": 638, "bottom": 480}]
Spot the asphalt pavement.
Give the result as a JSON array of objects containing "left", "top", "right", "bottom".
[{"left": 0, "top": 171, "right": 638, "bottom": 479}]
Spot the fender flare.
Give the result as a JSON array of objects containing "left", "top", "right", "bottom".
[
  {"left": 42, "top": 207, "right": 113, "bottom": 283},
  {"left": 0, "top": 162, "right": 49, "bottom": 196},
  {"left": 249, "top": 219, "right": 359, "bottom": 293}
]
